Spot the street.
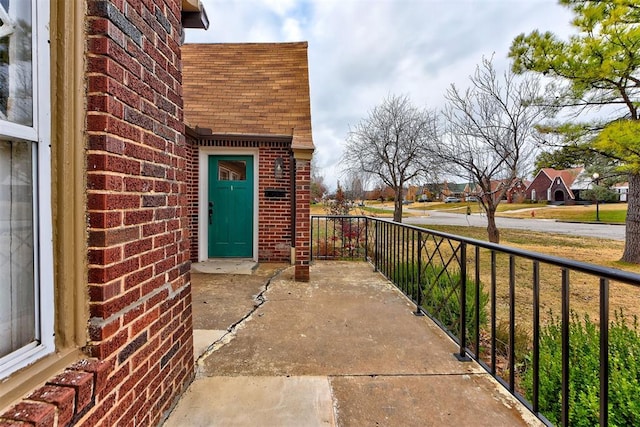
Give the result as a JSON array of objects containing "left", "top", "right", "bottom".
[{"left": 403, "top": 209, "right": 625, "bottom": 241}]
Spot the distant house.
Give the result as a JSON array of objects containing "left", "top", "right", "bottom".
[
  {"left": 440, "top": 181, "right": 468, "bottom": 200},
  {"left": 507, "top": 179, "right": 529, "bottom": 203},
  {"left": 417, "top": 183, "right": 444, "bottom": 201},
  {"left": 525, "top": 168, "right": 584, "bottom": 204},
  {"left": 479, "top": 178, "right": 529, "bottom": 203},
  {"left": 613, "top": 182, "right": 629, "bottom": 202},
  {"left": 365, "top": 185, "right": 416, "bottom": 201}
]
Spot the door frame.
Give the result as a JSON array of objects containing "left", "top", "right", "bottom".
[{"left": 198, "top": 147, "right": 259, "bottom": 262}]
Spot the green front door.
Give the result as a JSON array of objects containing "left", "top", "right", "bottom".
[{"left": 208, "top": 155, "right": 254, "bottom": 257}]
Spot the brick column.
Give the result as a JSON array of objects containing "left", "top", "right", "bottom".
[
  {"left": 293, "top": 149, "right": 313, "bottom": 281},
  {"left": 83, "top": 1, "right": 194, "bottom": 424}
]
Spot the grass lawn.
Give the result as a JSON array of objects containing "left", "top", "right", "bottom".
[
  {"left": 415, "top": 224, "right": 640, "bottom": 326},
  {"left": 310, "top": 203, "right": 413, "bottom": 217},
  {"left": 499, "top": 203, "right": 627, "bottom": 223},
  {"left": 419, "top": 224, "right": 634, "bottom": 269},
  {"left": 333, "top": 200, "right": 628, "bottom": 222}
]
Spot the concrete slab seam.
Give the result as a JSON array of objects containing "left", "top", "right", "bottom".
[
  {"left": 328, "top": 372, "right": 489, "bottom": 379},
  {"left": 194, "top": 266, "right": 289, "bottom": 376},
  {"left": 328, "top": 375, "right": 340, "bottom": 427}
]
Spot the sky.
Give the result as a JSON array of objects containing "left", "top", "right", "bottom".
[{"left": 185, "top": 0, "right": 576, "bottom": 190}]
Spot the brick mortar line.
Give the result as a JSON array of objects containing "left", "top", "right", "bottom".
[{"left": 89, "top": 279, "right": 188, "bottom": 327}]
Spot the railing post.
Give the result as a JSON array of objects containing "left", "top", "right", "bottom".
[
  {"left": 414, "top": 232, "right": 424, "bottom": 316},
  {"left": 383, "top": 221, "right": 388, "bottom": 276},
  {"left": 455, "top": 242, "right": 470, "bottom": 361},
  {"left": 364, "top": 217, "right": 368, "bottom": 262},
  {"left": 532, "top": 261, "right": 540, "bottom": 414},
  {"left": 310, "top": 216, "right": 314, "bottom": 262},
  {"left": 490, "top": 250, "right": 497, "bottom": 375},
  {"left": 474, "top": 246, "right": 480, "bottom": 355},
  {"left": 599, "top": 278, "right": 609, "bottom": 427},
  {"left": 373, "top": 220, "right": 378, "bottom": 272},
  {"left": 509, "top": 255, "right": 516, "bottom": 392},
  {"left": 561, "top": 268, "right": 570, "bottom": 427},
  {"left": 340, "top": 217, "right": 345, "bottom": 259},
  {"left": 324, "top": 216, "right": 328, "bottom": 260}
]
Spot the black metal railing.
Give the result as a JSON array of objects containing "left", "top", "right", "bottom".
[{"left": 310, "top": 215, "right": 640, "bottom": 427}]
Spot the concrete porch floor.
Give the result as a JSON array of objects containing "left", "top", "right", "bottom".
[{"left": 164, "top": 261, "right": 542, "bottom": 426}]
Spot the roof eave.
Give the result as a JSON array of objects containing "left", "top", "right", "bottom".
[{"left": 182, "top": 0, "right": 209, "bottom": 29}]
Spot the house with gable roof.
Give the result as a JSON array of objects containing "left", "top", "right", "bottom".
[
  {"left": 181, "top": 42, "right": 314, "bottom": 281},
  {"left": 480, "top": 178, "right": 529, "bottom": 203},
  {"left": 525, "top": 167, "right": 584, "bottom": 204}
]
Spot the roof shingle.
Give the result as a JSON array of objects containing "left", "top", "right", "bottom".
[{"left": 181, "top": 42, "right": 314, "bottom": 150}]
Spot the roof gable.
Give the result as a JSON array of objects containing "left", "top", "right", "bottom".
[
  {"left": 181, "top": 42, "right": 314, "bottom": 150},
  {"left": 545, "top": 168, "right": 583, "bottom": 199},
  {"left": 558, "top": 167, "right": 583, "bottom": 187},
  {"left": 532, "top": 167, "right": 583, "bottom": 188}
]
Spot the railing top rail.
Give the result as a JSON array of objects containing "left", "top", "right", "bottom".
[{"left": 311, "top": 214, "right": 640, "bottom": 287}]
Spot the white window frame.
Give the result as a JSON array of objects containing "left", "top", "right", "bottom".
[{"left": 0, "top": 0, "right": 54, "bottom": 379}]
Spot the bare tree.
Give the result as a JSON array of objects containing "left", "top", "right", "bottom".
[
  {"left": 342, "top": 94, "right": 438, "bottom": 222},
  {"left": 343, "top": 170, "right": 369, "bottom": 204},
  {"left": 310, "top": 156, "right": 327, "bottom": 202},
  {"left": 437, "top": 57, "right": 545, "bottom": 243}
]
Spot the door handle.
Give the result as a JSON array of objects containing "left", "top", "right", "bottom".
[{"left": 208, "top": 202, "right": 214, "bottom": 224}]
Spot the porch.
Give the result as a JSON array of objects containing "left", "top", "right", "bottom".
[{"left": 165, "top": 261, "right": 539, "bottom": 426}]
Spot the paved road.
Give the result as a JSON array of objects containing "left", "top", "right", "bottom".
[{"left": 403, "top": 209, "right": 625, "bottom": 241}]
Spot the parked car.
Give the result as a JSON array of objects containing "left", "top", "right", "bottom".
[
  {"left": 402, "top": 200, "right": 412, "bottom": 205},
  {"left": 466, "top": 196, "right": 479, "bottom": 202},
  {"left": 444, "top": 196, "right": 461, "bottom": 203}
]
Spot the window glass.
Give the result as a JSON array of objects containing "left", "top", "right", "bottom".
[
  {"left": 0, "top": 0, "right": 47, "bottom": 377},
  {"left": 0, "top": 140, "right": 35, "bottom": 359},
  {"left": 0, "top": 0, "right": 33, "bottom": 127},
  {"left": 218, "top": 160, "right": 246, "bottom": 181}
]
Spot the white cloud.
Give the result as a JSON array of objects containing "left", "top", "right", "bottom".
[
  {"left": 282, "top": 17, "right": 303, "bottom": 40},
  {"left": 259, "top": 0, "right": 298, "bottom": 17},
  {"left": 187, "top": 0, "right": 576, "bottom": 190}
]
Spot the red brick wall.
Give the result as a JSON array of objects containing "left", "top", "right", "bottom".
[
  {"left": 83, "top": 0, "right": 194, "bottom": 424},
  {"left": 258, "top": 146, "right": 293, "bottom": 262},
  {"left": 294, "top": 158, "right": 311, "bottom": 281},
  {"left": 0, "top": 1, "right": 194, "bottom": 425},
  {"left": 0, "top": 0, "right": 194, "bottom": 426},
  {"left": 186, "top": 132, "right": 199, "bottom": 261},
  {"left": 526, "top": 174, "right": 552, "bottom": 201}
]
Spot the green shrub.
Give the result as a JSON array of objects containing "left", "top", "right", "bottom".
[
  {"left": 523, "top": 310, "right": 640, "bottom": 426},
  {"left": 494, "top": 320, "right": 532, "bottom": 375},
  {"left": 391, "top": 262, "right": 489, "bottom": 341}
]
